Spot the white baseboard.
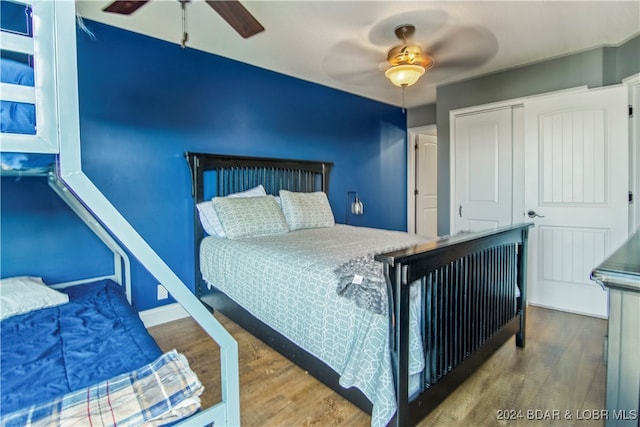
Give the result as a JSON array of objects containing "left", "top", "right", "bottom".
[
  {"left": 139, "top": 303, "right": 190, "bottom": 328},
  {"left": 527, "top": 302, "right": 608, "bottom": 319}
]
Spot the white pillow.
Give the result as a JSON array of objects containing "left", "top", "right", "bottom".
[
  {"left": 212, "top": 195, "right": 289, "bottom": 239},
  {"left": 0, "top": 276, "right": 69, "bottom": 320},
  {"left": 279, "top": 190, "right": 335, "bottom": 230},
  {"left": 196, "top": 185, "right": 267, "bottom": 237}
]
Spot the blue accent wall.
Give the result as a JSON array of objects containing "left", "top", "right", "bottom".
[
  {"left": 1, "top": 176, "right": 113, "bottom": 281},
  {"left": 1, "top": 21, "right": 407, "bottom": 310}
]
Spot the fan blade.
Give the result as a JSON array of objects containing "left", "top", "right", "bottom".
[
  {"left": 323, "top": 39, "right": 387, "bottom": 86},
  {"left": 102, "top": 1, "right": 149, "bottom": 15},
  {"left": 205, "top": 0, "right": 264, "bottom": 39},
  {"left": 423, "top": 25, "right": 498, "bottom": 82},
  {"left": 428, "top": 26, "right": 498, "bottom": 69}
]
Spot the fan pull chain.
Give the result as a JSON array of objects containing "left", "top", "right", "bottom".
[
  {"left": 180, "top": 0, "right": 189, "bottom": 48},
  {"left": 401, "top": 84, "right": 407, "bottom": 114}
]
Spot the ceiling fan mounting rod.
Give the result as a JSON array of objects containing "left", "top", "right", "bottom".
[{"left": 179, "top": 0, "right": 189, "bottom": 48}]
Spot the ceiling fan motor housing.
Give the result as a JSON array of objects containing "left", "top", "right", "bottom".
[
  {"left": 387, "top": 24, "right": 435, "bottom": 69},
  {"left": 387, "top": 44, "right": 434, "bottom": 69}
]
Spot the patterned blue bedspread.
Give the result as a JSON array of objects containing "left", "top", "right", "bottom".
[
  {"left": 1, "top": 350, "right": 202, "bottom": 427},
  {"left": 0, "top": 279, "right": 162, "bottom": 416},
  {"left": 200, "top": 224, "right": 431, "bottom": 427}
]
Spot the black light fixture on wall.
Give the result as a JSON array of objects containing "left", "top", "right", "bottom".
[{"left": 346, "top": 191, "right": 364, "bottom": 224}]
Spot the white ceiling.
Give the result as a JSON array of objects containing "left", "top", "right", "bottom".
[{"left": 76, "top": 1, "right": 640, "bottom": 108}]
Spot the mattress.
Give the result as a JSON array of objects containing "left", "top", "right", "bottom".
[
  {"left": 0, "top": 279, "right": 162, "bottom": 416},
  {"left": 0, "top": 58, "right": 36, "bottom": 135},
  {"left": 200, "top": 224, "right": 431, "bottom": 427}
]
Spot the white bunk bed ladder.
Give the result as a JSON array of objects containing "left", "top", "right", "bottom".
[
  {"left": 47, "top": 171, "right": 132, "bottom": 302},
  {"left": 0, "top": 1, "right": 241, "bottom": 425}
]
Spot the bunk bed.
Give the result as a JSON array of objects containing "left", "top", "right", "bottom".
[
  {"left": 1, "top": 160, "right": 203, "bottom": 425},
  {"left": 1, "top": 1, "right": 239, "bottom": 425},
  {"left": 186, "top": 152, "right": 533, "bottom": 427}
]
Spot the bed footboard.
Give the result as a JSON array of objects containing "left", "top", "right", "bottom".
[{"left": 376, "top": 223, "right": 532, "bottom": 426}]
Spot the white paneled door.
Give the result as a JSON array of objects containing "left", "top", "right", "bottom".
[
  {"left": 454, "top": 107, "right": 513, "bottom": 232},
  {"left": 524, "top": 86, "right": 629, "bottom": 317},
  {"left": 416, "top": 134, "right": 438, "bottom": 237}
]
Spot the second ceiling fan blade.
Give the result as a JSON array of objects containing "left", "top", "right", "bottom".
[
  {"left": 205, "top": 0, "right": 264, "bottom": 39},
  {"left": 103, "top": 1, "right": 149, "bottom": 15}
]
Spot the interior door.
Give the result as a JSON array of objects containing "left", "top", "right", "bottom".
[
  {"left": 453, "top": 107, "right": 513, "bottom": 232},
  {"left": 524, "top": 85, "right": 629, "bottom": 317},
  {"left": 415, "top": 134, "right": 438, "bottom": 237}
]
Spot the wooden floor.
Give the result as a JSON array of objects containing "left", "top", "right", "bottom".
[{"left": 148, "top": 306, "right": 607, "bottom": 427}]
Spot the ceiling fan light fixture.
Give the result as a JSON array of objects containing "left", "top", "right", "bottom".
[{"left": 385, "top": 64, "right": 425, "bottom": 87}]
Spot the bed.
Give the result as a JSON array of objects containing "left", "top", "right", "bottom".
[
  {"left": 0, "top": 152, "right": 205, "bottom": 425},
  {"left": 186, "top": 152, "right": 533, "bottom": 426}
]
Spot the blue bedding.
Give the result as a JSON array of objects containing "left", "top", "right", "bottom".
[
  {"left": 1, "top": 58, "right": 36, "bottom": 134},
  {"left": 0, "top": 153, "right": 54, "bottom": 173},
  {"left": 0, "top": 279, "right": 162, "bottom": 416}
]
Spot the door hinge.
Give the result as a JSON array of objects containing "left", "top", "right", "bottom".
[
  {"left": 415, "top": 143, "right": 419, "bottom": 150},
  {"left": 630, "top": 105, "right": 634, "bottom": 118},
  {"left": 629, "top": 191, "right": 634, "bottom": 204},
  {"left": 414, "top": 189, "right": 419, "bottom": 196}
]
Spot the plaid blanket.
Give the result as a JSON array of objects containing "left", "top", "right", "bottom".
[{"left": 1, "top": 350, "right": 203, "bottom": 427}]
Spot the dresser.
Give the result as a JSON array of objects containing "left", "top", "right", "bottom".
[{"left": 591, "top": 230, "right": 640, "bottom": 427}]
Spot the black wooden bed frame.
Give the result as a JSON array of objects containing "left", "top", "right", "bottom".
[{"left": 186, "top": 152, "right": 532, "bottom": 426}]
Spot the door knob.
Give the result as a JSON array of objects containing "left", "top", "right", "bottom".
[{"left": 527, "top": 210, "right": 545, "bottom": 219}]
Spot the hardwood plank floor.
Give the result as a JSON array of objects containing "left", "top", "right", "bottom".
[{"left": 148, "top": 306, "right": 607, "bottom": 426}]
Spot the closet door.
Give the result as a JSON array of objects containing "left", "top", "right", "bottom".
[
  {"left": 452, "top": 107, "right": 513, "bottom": 232},
  {"left": 524, "top": 85, "right": 629, "bottom": 317}
]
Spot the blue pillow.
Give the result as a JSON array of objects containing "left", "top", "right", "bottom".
[{"left": 1, "top": 58, "right": 35, "bottom": 86}]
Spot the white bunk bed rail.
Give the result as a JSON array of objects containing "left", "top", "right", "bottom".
[
  {"left": 1, "top": 0, "right": 58, "bottom": 153},
  {"left": 1, "top": 1, "right": 240, "bottom": 425}
]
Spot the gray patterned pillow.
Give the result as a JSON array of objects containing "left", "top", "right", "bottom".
[
  {"left": 212, "top": 195, "right": 289, "bottom": 239},
  {"left": 279, "top": 190, "right": 335, "bottom": 231}
]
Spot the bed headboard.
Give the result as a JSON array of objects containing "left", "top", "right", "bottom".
[
  {"left": 186, "top": 153, "right": 332, "bottom": 201},
  {"left": 185, "top": 152, "right": 333, "bottom": 297}
]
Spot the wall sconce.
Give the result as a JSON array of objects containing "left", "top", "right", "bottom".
[
  {"left": 352, "top": 193, "right": 363, "bottom": 215},
  {"left": 346, "top": 191, "right": 364, "bottom": 224}
]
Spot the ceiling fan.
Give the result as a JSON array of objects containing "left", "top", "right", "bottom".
[
  {"left": 102, "top": 0, "right": 265, "bottom": 39},
  {"left": 384, "top": 24, "right": 435, "bottom": 87},
  {"left": 323, "top": 11, "right": 498, "bottom": 91}
]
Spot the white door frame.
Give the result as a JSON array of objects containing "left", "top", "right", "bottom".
[
  {"left": 623, "top": 73, "right": 640, "bottom": 233},
  {"left": 407, "top": 124, "right": 437, "bottom": 234}
]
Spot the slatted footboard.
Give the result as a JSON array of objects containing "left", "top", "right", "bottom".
[{"left": 376, "top": 224, "right": 532, "bottom": 426}]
